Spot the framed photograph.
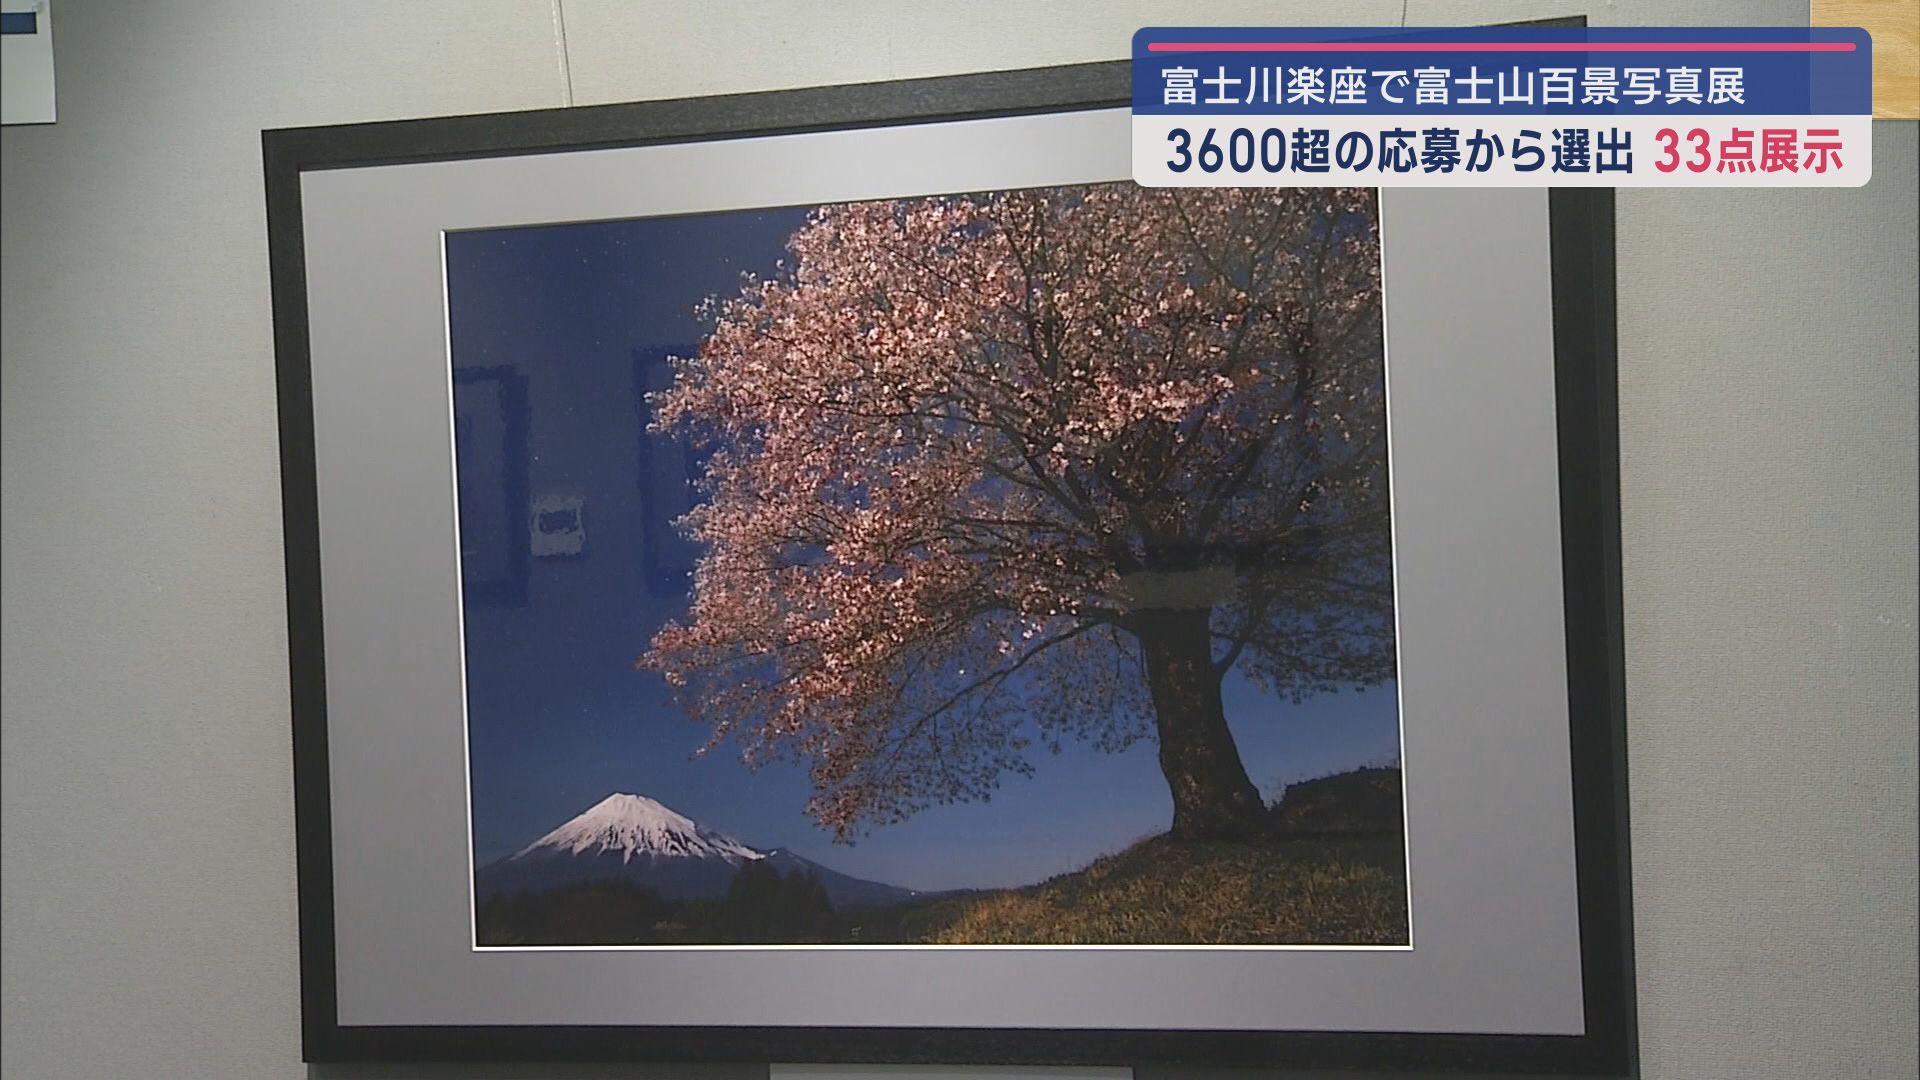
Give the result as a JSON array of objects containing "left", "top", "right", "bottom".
[{"left": 266, "top": 59, "right": 1632, "bottom": 1074}]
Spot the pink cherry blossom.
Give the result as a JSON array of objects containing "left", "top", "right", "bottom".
[{"left": 639, "top": 185, "right": 1394, "bottom": 841}]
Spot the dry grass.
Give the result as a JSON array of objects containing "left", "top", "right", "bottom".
[{"left": 903, "top": 832, "right": 1407, "bottom": 946}]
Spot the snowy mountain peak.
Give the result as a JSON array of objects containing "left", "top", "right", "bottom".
[
  {"left": 479, "top": 792, "right": 920, "bottom": 906},
  {"left": 513, "top": 792, "right": 764, "bottom": 865}
]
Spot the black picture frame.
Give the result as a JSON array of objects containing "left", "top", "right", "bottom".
[{"left": 266, "top": 59, "right": 1633, "bottom": 1075}]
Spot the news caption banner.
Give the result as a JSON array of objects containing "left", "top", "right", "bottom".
[{"left": 1132, "top": 26, "right": 1872, "bottom": 187}]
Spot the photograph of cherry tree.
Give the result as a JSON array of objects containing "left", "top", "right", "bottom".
[{"left": 452, "top": 183, "right": 1406, "bottom": 947}]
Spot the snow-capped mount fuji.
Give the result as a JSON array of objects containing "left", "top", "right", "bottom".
[
  {"left": 475, "top": 793, "right": 919, "bottom": 908},
  {"left": 519, "top": 793, "right": 762, "bottom": 864}
]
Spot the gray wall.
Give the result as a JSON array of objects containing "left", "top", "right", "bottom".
[{"left": 1, "top": 2, "right": 1913, "bottom": 1079}]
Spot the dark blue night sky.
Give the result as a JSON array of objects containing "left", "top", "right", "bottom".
[{"left": 445, "top": 203, "right": 1401, "bottom": 894}]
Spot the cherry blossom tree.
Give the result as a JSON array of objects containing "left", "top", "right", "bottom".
[{"left": 640, "top": 185, "right": 1393, "bottom": 841}]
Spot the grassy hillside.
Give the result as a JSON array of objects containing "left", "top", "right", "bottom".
[
  {"left": 882, "top": 766, "right": 1407, "bottom": 946},
  {"left": 895, "top": 833, "right": 1404, "bottom": 945}
]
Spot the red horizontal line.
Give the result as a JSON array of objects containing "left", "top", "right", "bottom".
[{"left": 1146, "top": 41, "right": 1856, "bottom": 53}]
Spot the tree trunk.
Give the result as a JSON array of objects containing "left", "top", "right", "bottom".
[{"left": 1137, "top": 607, "right": 1267, "bottom": 841}]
